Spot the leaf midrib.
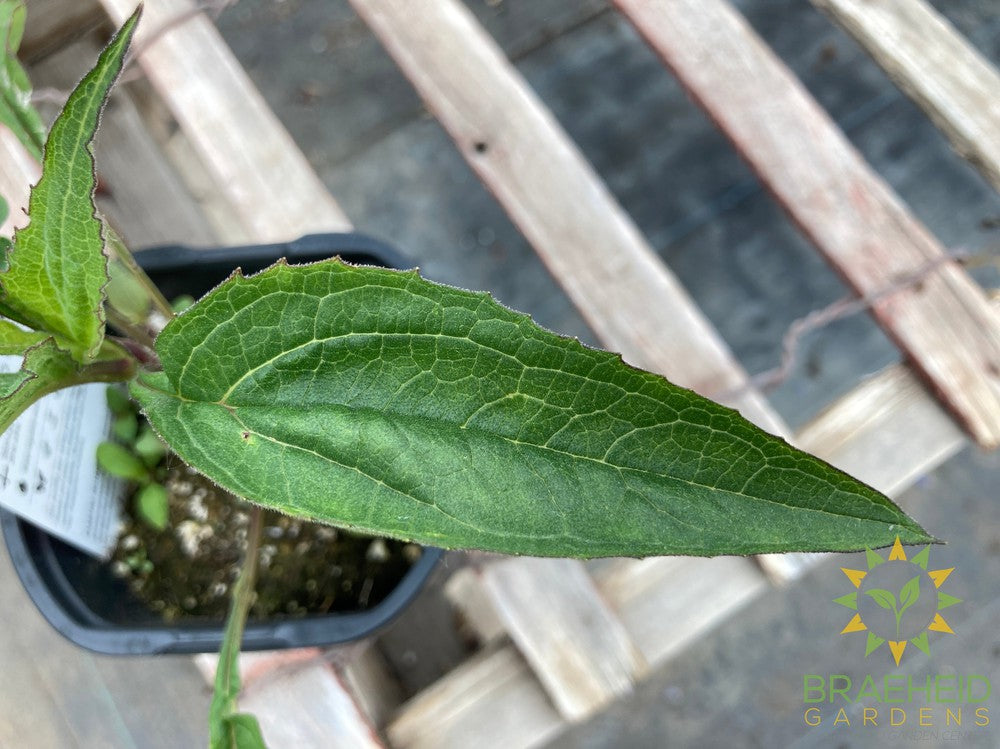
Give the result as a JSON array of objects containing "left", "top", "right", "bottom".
[{"left": 142, "top": 374, "right": 901, "bottom": 529}]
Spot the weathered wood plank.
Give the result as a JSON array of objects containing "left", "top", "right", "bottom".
[
  {"left": 99, "top": 0, "right": 352, "bottom": 241},
  {"left": 387, "top": 645, "right": 564, "bottom": 749},
  {"left": 28, "top": 35, "right": 217, "bottom": 247},
  {"left": 21, "top": 0, "right": 104, "bottom": 62},
  {"left": 812, "top": 0, "right": 1000, "bottom": 195},
  {"left": 240, "top": 660, "right": 386, "bottom": 749},
  {"left": 798, "top": 363, "right": 966, "bottom": 498},
  {"left": 0, "top": 127, "right": 37, "bottom": 237},
  {"left": 481, "top": 557, "right": 647, "bottom": 721},
  {"left": 615, "top": 0, "right": 1000, "bottom": 448},
  {"left": 593, "top": 556, "right": 767, "bottom": 666}
]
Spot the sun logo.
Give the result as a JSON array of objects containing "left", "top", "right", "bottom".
[{"left": 835, "top": 536, "right": 961, "bottom": 667}]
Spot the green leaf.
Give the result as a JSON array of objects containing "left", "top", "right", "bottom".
[
  {"left": 865, "top": 588, "right": 897, "bottom": 611},
  {"left": 96, "top": 441, "right": 148, "bottom": 482},
  {"left": 132, "top": 260, "right": 934, "bottom": 558},
  {"left": 0, "top": 8, "right": 140, "bottom": 362},
  {"left": 112, "top": 411, "right": 138, "bottom": 442},
  {"left": 105, "top": 384, "right": 131, "bottom": 415},
  {"left": 897, "top": 574, "right": 921, "bottom": 616},
  {"left": 0, "top": 1, "right": 45, "bottom": 160},
  {"left": 0, "top": 317, "right": 46, "bottom": 353},
  {"left": 135, "top": 425, "right": 166, "bottom": 468},
  {"left": 135, "top": 483, "right": 169, "bottom": 531},
  {"left": 0, "top": 332, "right": 135, "bottom": 438}
]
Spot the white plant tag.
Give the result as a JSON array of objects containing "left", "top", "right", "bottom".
[{"left": 0, "top": 357, "right": 122, "bottom": 558}]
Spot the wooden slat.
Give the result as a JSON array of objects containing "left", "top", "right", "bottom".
[
  {"left": 481, "top": 558, "right": 647, "bottom": 721},
  {"left": 387, "top": 645, "right": 564, "bottom": 749},
  {"left": 29, "top": 36, "right": 217, "bottom": 248},
  {"left": 812, "top": 0, "right": 1000, "bottom": 195},
  {"left": 615, "top": 0, "right": 1000, "bottom": 449},
  {"left": 593, "top": 556, "right": 767, "bottom": 666},
  {"left": 100, "top": 0, "right": 352, "bottom": 242},
  {"left": 799, "top": 364, "right": 966, "bottom": 498},
  {"left": 240, "top": 661, "right": 385, "bottom": 749},
  {"left": 20, "top": 0, "right": 104, "bottom": 62},
  {"left": 0, "top": 128, "right": 37, "bottom": 237}
]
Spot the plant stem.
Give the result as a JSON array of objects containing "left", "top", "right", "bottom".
[{"left": 208, "top": 506, "right": 268, "bottom": 749}]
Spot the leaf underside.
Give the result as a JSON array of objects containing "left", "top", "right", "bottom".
[
  {"left": 0, "top": 9, "right": 139, "bottom": 362},
  {"left": 132, "top": 260, "right": 933, "bottom": 558}
]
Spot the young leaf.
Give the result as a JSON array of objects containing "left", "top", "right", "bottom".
[
  {"left": 105, "top": 384, "right": 132, "bottom": 416},
  {"left": 0, "top": 8, "right": 140, "bottom": 362},
  {"left": 135, "top": 483, "right": 169, "bottom": 531},
  {"left": 0, "top": 0, "right": 45, "bottom": 160},
  {"left": 132, "top": 260, "right": 934, "bottom": 558},
  {"left": 113, "top": 411, "right": 138, "bottom": 442},
  {"left": 96, "top": 441, "right": 148, "bottom": 482},
  {"left": 134, "top": 425, "right": 166, "bottom": 467},
  {"left": 0, "top": 317, "right": 46, "bottom": 353}
]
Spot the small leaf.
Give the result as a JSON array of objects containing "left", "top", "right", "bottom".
[
  {"left": 132, "top": 261, "right": 933, "bottom": 558},
  {"left": 0, "top": 0, "right": 45, "bottom": 160},
  {"left": 105, "top": 384, "right": 131, "bottom": 415},
  {"left": 135, "top": 483, "right": 169, "bottom": 531},
  {"left": 170, "top": 294, "right": 196, "bottom": 314},
  {"left": 897, "top": 574, "right": 921, "bottom": 616},
  {"left": 113, "top": 411, "right": 138, "bottom": 442},
  {"left": 134, "top": 426, "right": 166, "bottom": 468},
  {"left": 865, "top": 588, "right": 897, "bottom": 611},
  {"left": 0, "top": 8, "right": 140, "bottom": 361},
  {"left": 96, "top": 441, "right": 148, "bottom": 482}
]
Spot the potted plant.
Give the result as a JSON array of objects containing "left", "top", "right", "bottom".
[
  {"left": 0, "top": 233, "right": 443, "bottom": 655},
  {"left": 0, "top": 6, "right": 934, "bottom": 747}
]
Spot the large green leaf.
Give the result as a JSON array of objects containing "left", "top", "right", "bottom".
[
  {"left": 132, "top": 260, "right": 933, "bottom": 557},
  {"left": 0, "top": 0, "right": 45, "bottom": 160},
  {"left": 0, "top": 8, "right": 139, "bottom": 362}
]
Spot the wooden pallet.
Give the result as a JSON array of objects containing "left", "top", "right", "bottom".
[{"left": 2, "top": 0, "right": 998, "bottom": 747}]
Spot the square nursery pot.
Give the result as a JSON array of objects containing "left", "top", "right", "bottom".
[{"left": 0, "top": 233, "right": 442, "bottom": 655}]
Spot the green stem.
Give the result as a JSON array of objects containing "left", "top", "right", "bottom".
[
  {"left": 208, "top": 507, "right": 268, "bottom": 749},
  {"left": 0, "top": 351, "right": 135, "bottom": 436}
]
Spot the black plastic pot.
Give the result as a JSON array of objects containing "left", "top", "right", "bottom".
[{"left": 0, "top": 233, "right": 442, "bottom": 655}]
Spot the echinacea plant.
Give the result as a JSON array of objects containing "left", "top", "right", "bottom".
[{"left": 0, "top": 6, "right": 933, "bottom": 747}]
